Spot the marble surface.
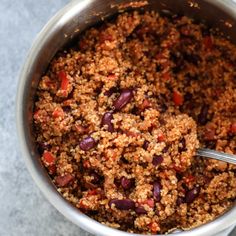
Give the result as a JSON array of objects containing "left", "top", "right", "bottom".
[{"left": 0, "top": 0, "right": 235, "bottom": 236}]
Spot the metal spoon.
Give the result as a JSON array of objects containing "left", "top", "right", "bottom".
[{"left": 197, "top": 148, "right": 236, "bottom": 165}]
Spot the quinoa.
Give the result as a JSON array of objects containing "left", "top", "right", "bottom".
[{"left": 33, "top": 11, "right": 236, "bottom": 234}]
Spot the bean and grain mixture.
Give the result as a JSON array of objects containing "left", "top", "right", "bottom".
[{"left": 33, "top": 11, "right": 236, "bottom": 234}]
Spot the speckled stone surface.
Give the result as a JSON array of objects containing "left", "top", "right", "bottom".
[{"left": 0, "top": 0, "right": 235, "bottom": 236}]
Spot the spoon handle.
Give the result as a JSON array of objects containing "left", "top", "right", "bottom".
[{"left": 197, "top": 148, "right": 236, "bottom": 165}]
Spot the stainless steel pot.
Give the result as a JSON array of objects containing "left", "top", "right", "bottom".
[{"left": 16, "top": 0, "right": 236, "bottom": 235}]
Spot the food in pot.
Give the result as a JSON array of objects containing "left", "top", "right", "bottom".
[{"left": 33, "top": 11, "right": 236, "bottom": 234}]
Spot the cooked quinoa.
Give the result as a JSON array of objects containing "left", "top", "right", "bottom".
[{"left": 33, "top": 11, "right": 236, "bottom": 234}]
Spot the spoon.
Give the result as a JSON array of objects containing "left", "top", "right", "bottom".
[{"left": 197, "top": 148, "right": 236, "bottom": 165}]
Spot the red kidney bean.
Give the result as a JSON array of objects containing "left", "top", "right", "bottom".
[
  {"left": 101, "top": 112, "right": 114, "bottom": 132},
  {"left": 55, "top": 174, "right": 74, "bottom": 187},
  {"left": 198, "top": 104, "right": 209, "bottom": 125},
  {"left": 184, "top": 92, "right": 193, "bottom": 101},
  {"left": 114, "top": 178, "right": 121, "bottom": 187},
  {"left": 183, "top": 52, "right": 201, "bottom": 65},
  {"left": 38, "top": 143, "right": 51, "bottom": 155},
  {"left": 185, "top": 186, "right": 200, "bottom": 204},
  {"left": 62, "top": 106, "right": 71, "bottom": 113},
  {"left": 109, "top": 199, "right": 135, "bottom": 210},
  {"left": 135, "top": 206, "right": 147, "bottom": 214},
  {"left": 104, "top": 87, "right": 118, "bottom": 97},
  {"left": 153, "top": 181, "right": 162, "bottom": 202},
  {"left": 176, "top": 197, "right": 185, "bottom": 206},
  {"left": 113, "top": 89, "right": 133, "bottom": 110},
  {"left": 121, "top": 177, "right": 134, "bottom": 190},
  {"left": 143, "top": 140, "right": 150, "bottom": 150},
  {"left": 160, "top": 103, "right": 168, "bottom": 113},
  {"left": 79, "top": 136, "right": 96, "bottom": 151},
  {"left": 178, "top": 138, "right": 187, "bottom": 152},
  {"left": 162, "top": 145, "right": 169, "bottom": 153},
  {"left": 91, "top": 172, "right": 100, "bottom": 184},
  {"left": 152, "top": 155, "right": 164, "bottom": 166}
]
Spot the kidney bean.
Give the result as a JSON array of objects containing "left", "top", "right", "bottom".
[
  {"left": 201, "top": 26, "right": 210, "bottom": 36},
  {"left": 143, "top": 140, "right": 150, "bottom": 150},
  {"left": 55, "top": 174, "right": 74, "bottom": 187},
  {"left": 185, "top": 186, "right": 200, "bottom": 204},
  {"left": 79, "top": 136, "right": 96, "bottom": 151},
  {"left": 183, "top": 52, "right": 201, "bottom": 65},
  {"left": 91, "top": 172, "right": 100, "bottom": 184},
  {"left": 135, "top": 206, "right": 147, "bottom": 214},
  {"left": 178, "top": 138, "right": 187, "bottom": 152},
  {"left": 160, "top": 104, "right": 168, "bottom": 113},
  {"left": 204, "top": 127, "right": 215, "bottom": 141},
  {"left": 120, "top": 156, "right": 129, "bottom": 164},
  {"left": 113, "top": 89, "right": 133, "bottom": 110},
  {"left": 162, "top": 145, "right": 169, "bottom": 153},
  {"left": 101, "top": 112, "right": 114, "bottom": 132},
  {"left": 38, "top": 143, "right": 51, "bottom": 155},
  {"left": 198, "top": 104, "right": 209, "bottom": 125},
  {"left": 62, "top": 106, "right": 71, "bottom": 113},
  {"left": 109, "top": 199, "right": 135, "bottom": 210},
  {"left": 152, "top": 155, "right": 164, "bottom": 166},
  {"left": 184, "top": 92, "right": 192, "bottom": 101},
  {"left": 176, "top": 197, "right": 185, "bottom": 206},
  {"left": 121, "top": 177, "right": 134, "bottom": 190},
  {"left": 153, "top": 182, "right": 162, "bottom": 202},
  {"left": 104, "top": 87, "right": 118, "bottom": 97}
]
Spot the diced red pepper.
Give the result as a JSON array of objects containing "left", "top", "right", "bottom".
[
  {"left": 59, "top": 71, "right": 69, "bottom": 91},
  {"left": 33, "top": 110, "right": 40, "bottom": 120},
  {"left": 124, "top": 130, "right": 140, "bottom": 138},
  {"left": 143, "top": 199, "right": 155, "bottom": 208},
  {"left": 230, "top": 123, "right": 236, "bottom": 134},
  {"left": 79, "top": 200, "right": 88, "bottom": 209},
  {"left": 87, "top": 189, "right": 97, "bottom": 196},
  {"left": 48, "top": 164, "right": 56, "bottom": 175},
  {"left": 184, "top": 175, "right": 195, "bottom": 184},
  {"left": 148, "top": 222, "right": 159, "bottom": 233},
  {"left": 42, "top": 151, "right": 56, "bottom": 165},
  {"left": 52, "top": 107, "right": 64, "bottom": 119},
  {"left": 162, "top": 72, "right": 171, "bottom": 81},
  {"left": 173, "top": 91, "right": 184, "bottom": 106},
  {"left": 173, "top": 164, "right": 184, "bottom": 173},
  {"left": 141, "top": 99, "right": 151, "bottom": 110},
  {"left": 75, "top": 124, "right": 88, "bottom": 134},
  {"left": 83, "top": 160, "right": 91, "bottom": 168},
  {"left": 155, "top": 52, "right": 165, "bottom": 60},
  {"left": 55, "top": 174, "right": 74, "bottom": 187},
  {"left": 79, "top": 39, "right": 87, "bottom": 50},
  {"left": 203, "top": 36, "right": 213, "bottom": 50},
  {"left": 107, "top": 74, "right": 116, "bottom": 80},
  {"left": 99, "top": 33, "right": 113, "bottom": 43},
  {"left": 157, "top": 133, "right": 165, "bottom": 142}
]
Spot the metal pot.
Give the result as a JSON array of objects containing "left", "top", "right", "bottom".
[{"left": 16, "top": 0, "right": 236, "bottom": 235}]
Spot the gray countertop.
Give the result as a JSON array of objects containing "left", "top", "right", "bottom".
[{"left": 0, "top": 1, "right": 235, "bottom": 236}]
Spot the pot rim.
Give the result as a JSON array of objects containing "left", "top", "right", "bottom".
[{"left": 16, "top": 0, "right": 236, "bottom": 235}]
